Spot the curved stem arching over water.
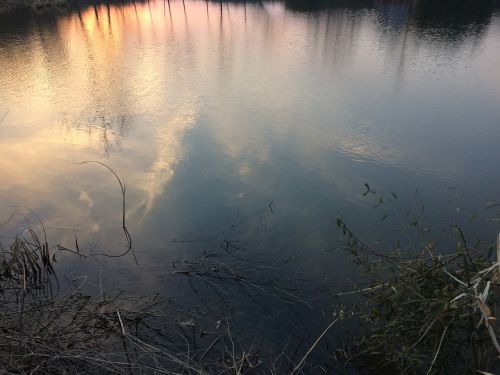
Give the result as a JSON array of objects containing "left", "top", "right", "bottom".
[{"left": 77, "top": 161, "right": 137, "bottom": 264}]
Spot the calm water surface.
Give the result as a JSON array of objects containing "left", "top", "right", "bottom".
[{"left": 1, "top": 0, "right": 500, "bottom": 353}]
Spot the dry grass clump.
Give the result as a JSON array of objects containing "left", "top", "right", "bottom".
[
  {"left": 0, "top": 227, "right": 287, "bottom": 374},
  {"left": 335, "top": 216, "right": 500, "bottom": 374},
  {"left": 0, "top": 163, "right": 303, "bottom": 374},
  {"left": 0, "top": 229, "right": 163, "bottom": 374}
]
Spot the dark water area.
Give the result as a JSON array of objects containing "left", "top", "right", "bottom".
[{"left": 0, "top": 0, "right": 500, "bottom": 369}]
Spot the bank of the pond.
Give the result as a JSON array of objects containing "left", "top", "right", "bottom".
[
  {"left": 0, "top": 0, "right": 137, "bottom": 13},
  {"left": 2, "top": 220, "right": 500, "bottom": 374},
  {"left": 0, "top": 0, "right": 67, "bottom": 12}
]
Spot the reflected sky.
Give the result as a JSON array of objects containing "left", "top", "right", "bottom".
[{"left": 0, "top": 0, "right": 500, "bottom": 277}]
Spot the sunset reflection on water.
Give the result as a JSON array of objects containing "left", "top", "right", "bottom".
[{"left": 0, "top": 0, "right": 499, "bottom": 271}]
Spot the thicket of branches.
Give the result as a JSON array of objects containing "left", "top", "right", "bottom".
[{"left": 334, "top": 189, "right": 500, "bottom": 375}]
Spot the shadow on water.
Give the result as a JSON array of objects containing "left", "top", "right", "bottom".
[{"left": 283, "top": 0, "right": 499, "bottom": 41}]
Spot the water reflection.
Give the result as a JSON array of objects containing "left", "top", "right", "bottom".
[
  {"left": 1, "top": 0, "right": 500, "bottom": 363},
  {"left": 0, "top": 0, "right": 499, "bottom": 270}
]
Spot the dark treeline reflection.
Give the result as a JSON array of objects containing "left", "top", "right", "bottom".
[
  {"left": 193, "top": 0, "right": 500, "bottom": 59},
  {"left": 410, "top": 0, "right": 497, "bottom": 36},
  {"left": 1, "top": 0, "right": 497, "bottom": 51},
  {"left": 283, "top": 0, "right": 498, "bottom": 41},
  {"left": 2, "top": 0, "right": 499, "bottom": 27}
]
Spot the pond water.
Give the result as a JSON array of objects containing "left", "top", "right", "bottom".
[{"left": 1, "top": 0, "right": 500, "bottom": 366}]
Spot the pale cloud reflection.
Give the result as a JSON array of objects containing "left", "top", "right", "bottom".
[
  {"left": 132, "top": 108, "right": 198, "bottom": 220},
  {"left": 0, "top": 126, "right": 109, "bottom": 244},
  {"left": 0, "top": 0, "right": 499, "bottom": 252},
  {"left": 0, "top": 0, "right": 202, "bottom": 246}
]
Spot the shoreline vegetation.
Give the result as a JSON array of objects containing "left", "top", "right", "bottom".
[
  {"left": 1, "top": 191, "right": 500, "bottom": 373},
  {"left": 0, "top": 0, "right": 68, "bottom": 12},
  {"left": 335, "top": 215, "right": 500, "bottom": 374},
  {"left": 0, "top": 165, "right": 499, "bottom": 373}
]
